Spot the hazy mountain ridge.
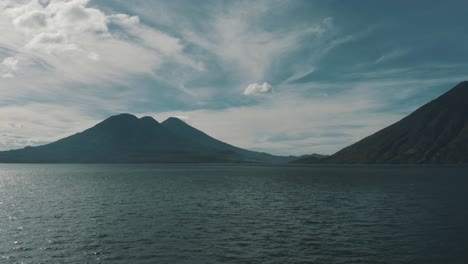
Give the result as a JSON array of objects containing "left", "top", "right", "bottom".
[
  {"left": 296, "top": 81, "right": 468, "bottom": 164},
  {"left": 0, "top": 114, "right": 292, "bottom": 163},
  {"left": 290, "top": 154, "right": 329, "bottom": 164}
]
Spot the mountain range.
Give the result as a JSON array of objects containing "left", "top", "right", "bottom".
[{"left": 0, "top": 114, "right": 292, "bottom": 163}]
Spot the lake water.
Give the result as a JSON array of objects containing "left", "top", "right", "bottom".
[{"left": 0, "top": 164, "right": 467, "bottom": 264}]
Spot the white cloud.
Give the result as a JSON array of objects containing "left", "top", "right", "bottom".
[
  {"left": 1, "top": 56, "right": 19, "bottom": 78},
  {"left": 244, "top": 82, "right": 273, "bottom": 96},
  {"left": 13, "top": 10, "right": 48, "bottom": 31},
  {"left": 108, "top": 14, "right": 140, "bottom": 27},
  {"left": 1, "top": 56, "right": 19, "bottom": 71},
  {"left": 25, "top": 32, "right": 79, "bottom": 54},
  {"left": 0, "top": 0, "right": 201, "bottom": 85},
  {"left": 48, "top": 0, "right": 108, "bottom": 34}
]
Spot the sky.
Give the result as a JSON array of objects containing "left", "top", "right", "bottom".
[{"left": 0, "top": 0, "right": 467, "bottom": 156}]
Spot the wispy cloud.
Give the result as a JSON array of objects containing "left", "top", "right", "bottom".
[
  {"left": 375, "top": 48, "right": 410, "bottom": 64},
  {"left": 0, "top": 103, "right": 99, "bottom": 150},
  {"left": 184, "top": 14, "right": 329, "bottom": 83}
]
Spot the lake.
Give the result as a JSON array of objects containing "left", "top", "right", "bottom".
[{"left": 0, "top": 164, "right": 467, "bottom": 263}]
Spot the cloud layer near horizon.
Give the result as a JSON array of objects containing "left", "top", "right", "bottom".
[{"left": 0, "top": 0, "right": 467, "bottom": 155}]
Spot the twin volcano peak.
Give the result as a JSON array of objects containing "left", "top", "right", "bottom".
[
  {"left": 102, "top": 113, "right": 173, "bottom": 125},
  {"left": 96, "top": 113, "right": 189, "bottom": 131},
  {"left": 104, "top": 113, "right": 188, "bottom": 124},
  {"left": 0, "top": 113, "right": 285, "bottom": 163}
]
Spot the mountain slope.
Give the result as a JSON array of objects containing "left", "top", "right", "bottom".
[
  {"left": 322, "top": 81, "right": 468, "bottom": 164},
  {"left": 161, "top": 117, "right": 294, "bottom": 163},
  {"left": 0, "top": 113, "right": 290, "bottom": 163}
]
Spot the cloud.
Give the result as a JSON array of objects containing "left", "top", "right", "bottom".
[
  {"left": 1, "top": 56, "right": 18, "bottom": 71},
  {"left": 375, "top": 49, "right": 409, "bottom": 64},
  {"left": 0, "top": 75, "right": 459, "bottom": 154},
  {"left": 149, "top": 99, "right": 398, "bottom": 156},
  {"left": 183, "top": 3, "right": 333, "bottom": 82},
  {"left": 243, "top": 82, "right": 273, "bottom": 96},
  {"left": 0, "top": 0, "right": 201, "bottom": 85},
  {"left": 50, "top": 1, "right": 108, "bottom": 34},
  {"left": 13, "top": 10, "right": 48, "bottom": 31},
  {"left": 8, "top": 0, "right": 108, "bottom": 38},
  {"left": 1, "top": 0, "right": 466, "bottom": 156},
  {"left": 149, "top": 75, "right": 467, "bottom": 156},
  {"left": 1, "top": 56, "right": 19, "bottom": 78},
  {"left": 148, "top": 80, "right": 408, "bottom": 155},
  {"left": 97, "top": 1, "right": 359, "bottom": 100},
  {"left": 0, "top": 103, "right": 99, "bottom": 151},
  {"left": 26, "top": 32, "right": 78, "bottom": 54},
  {"left": 108, "top": 13, "right": 140, "bottom": 27}
]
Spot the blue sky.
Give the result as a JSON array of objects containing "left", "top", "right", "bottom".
[{"left": 0, "top": 0, "right": 467, "bottom": 155}]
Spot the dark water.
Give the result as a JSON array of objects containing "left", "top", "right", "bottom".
[{"left": 0, "top": 164, "right": 467, "bottom": 264}]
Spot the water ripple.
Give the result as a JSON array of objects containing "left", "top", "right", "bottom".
[{"left": 0, "top": 164, "right": 467, "bottom": 263}]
